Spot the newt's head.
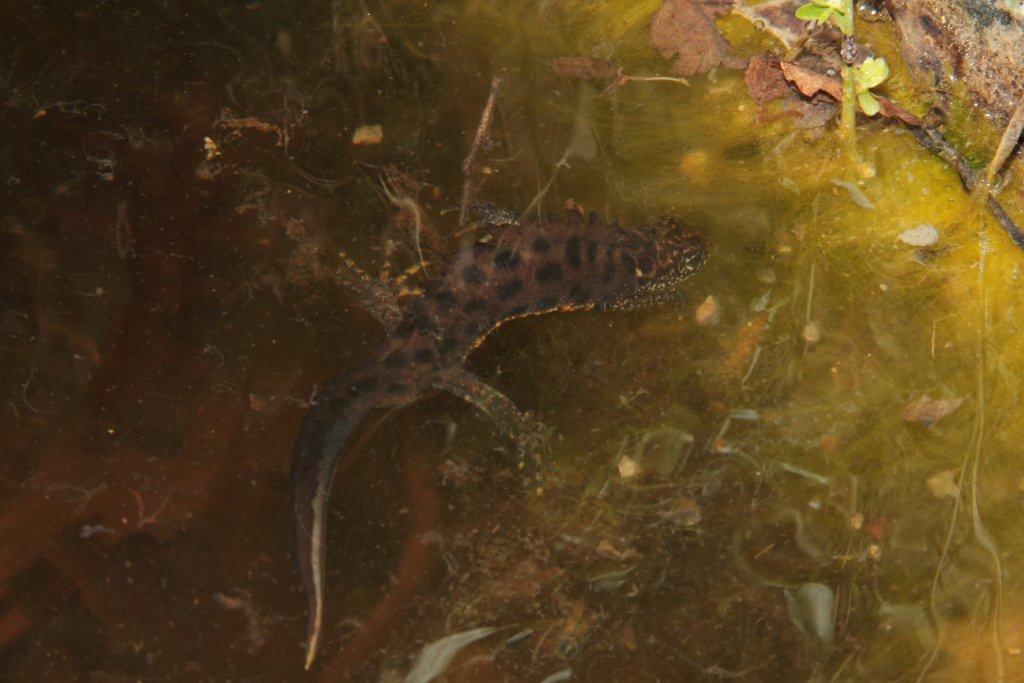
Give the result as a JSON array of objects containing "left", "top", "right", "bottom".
[{"left": 640, "top": 217, "right": 707, "bottom": 291}]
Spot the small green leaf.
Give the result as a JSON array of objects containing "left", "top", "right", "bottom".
[
  {"left": 795, "top": 4, "right": 831, "bottom": 21},
  {"left": 854, "top": 57, "right": 889, "bottom": 90},
  {"left": 834, "top": 9, "right": 854, "bottom": 35},
  {"left": 858, "top": 91, "right": 881, "bottom": 116}
]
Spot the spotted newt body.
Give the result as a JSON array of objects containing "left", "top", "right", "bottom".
[{"left": 292, "top": 208, "right": 706, "bottom": 668}]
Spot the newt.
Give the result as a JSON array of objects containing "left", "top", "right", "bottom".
[{"left": 291, "top": 207, "right": 707, "bottom": 668}]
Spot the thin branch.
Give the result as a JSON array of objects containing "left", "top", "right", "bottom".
[
  {"left": 911, "top": 126, "right": 1024, "bottom": 249},
  {"left": 458, "top": 77, "right": 503, "bottom": 227},
  {"left": 983, "top": 92, "right": 1024, "bottom": 188}
]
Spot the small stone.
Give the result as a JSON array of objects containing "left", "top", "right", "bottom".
[
  {"left": 850, "top": 512, "right": 863, "bottom": 531},
  {"left": 660, "top": 496, "right": 702, "bottom": 527},
  {"left": 352, "top": 124, "right": 383, "bottom": 146},
  {"left": 617, "top": 455, "right": 640, "bottom": 479},
  {"left": 678, "top": 149, "right": 710, "bottom": 183},
  {"left": 695, "top": 295, "right": 721, "bottom": 326},
  {"left": 898, "top": 224, "right": 939, "bottom": 247},
  {"left": 802, "top": 321, "right": 821, "bottom": 343},
  {"left": 927, "top": 469, "right": 959, "bottom": 498}
]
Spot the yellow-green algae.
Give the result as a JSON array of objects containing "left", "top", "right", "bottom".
[{"left": 340, "top": 1, "right": 1024, "bottom": 680}]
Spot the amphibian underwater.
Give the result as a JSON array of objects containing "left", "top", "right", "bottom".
[{"left": 291, "top": 207, "right": 707, "bottom": 668}]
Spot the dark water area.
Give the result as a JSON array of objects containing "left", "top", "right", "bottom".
[{"left": 4, "top": 1, "right": 1024, "bottom": 681}]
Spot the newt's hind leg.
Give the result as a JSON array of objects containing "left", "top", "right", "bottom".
[{"left": 433, "top": 370, "right": 547, "bottom": 469}]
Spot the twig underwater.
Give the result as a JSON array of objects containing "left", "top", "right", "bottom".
[{"left": 458, "top": 77, "right": 503, "bottom": 228}]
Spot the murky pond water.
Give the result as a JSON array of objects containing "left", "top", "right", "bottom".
[{"left": 4, "top": 1, "right": 1024, "bottom": 680}]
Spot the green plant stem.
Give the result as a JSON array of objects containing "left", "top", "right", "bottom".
[
  {"left": 839, "top": 63, "right": 857, "bottom": 151},
  {"left": 838, "top": 17, "right": 872, "bottom": 176}
]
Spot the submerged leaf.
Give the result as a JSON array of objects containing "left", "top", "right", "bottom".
[
  {"left": 901, "top": 394, "right": 965, "bottom": 426},
  {"left": 551, "top": 56, "right": 620, "bottom": 81},
  {"left": 898, "top": 224, "right": 940, "bottom": 246},
  {"left": 650, "top": 0, "right": 738, "bottom": 77},
  {"left": 795, "top": 4, "right": 832, "bottom": 23},
  {"left": 858, "top": 91, "right": 881, "bottom": 116},
  {"left": 855, "top": 57, "right": 890, "bottom": 90},
  {"left": 784, "top": 582, "right": 835, "bottom": 658},
  {"left": 405, "top": 627, "right": 496, "bottom": 683}
]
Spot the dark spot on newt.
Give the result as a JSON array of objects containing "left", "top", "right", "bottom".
[
  {"left": 463, "top": 298, "right": 488, "bottom": 314},
  {"left": 383, "top": 351, "right": 406, "bottom": 368},
  {"left": 532, "top": 236, "right": 551, "bottom": 253},
  {"left": 536, "top": 263, "right": 563, "bottom": 283},
  {"left": 586, "top": 240, "right": 599, "bottom": 264},
  {"left": 602, "top": 261, "right": 616, "bottom": 284},
  {"left": 494, "top": 249, "right": 520, "bottom": 269},
  {"left": 433, "top": 290, "right": 457, "bottom": 309},
  {"left": 472, "top": 241, "right": 494, "bottom": 255},
  {"left": 569, "top": 283, "right": 591, "bottom": 303},
  {"left": 461, "top": 265, "right": 486, "bottom": 285},
  {"left": 538, "top": 295, "right": 558, "bottom": 309},
  {"left": 637, "top": 255, "right": 654, "bottom": 275},
  {"left": 351, "top": 376, "right": 379, "bottom": 394},
  {"left": 412, "top": 348, "right": 433, "bottom": 363},
  {"left": 565, "top": 235, "right": 582, "bottom": 269},
  {"left": 439, "top": 336, "right": 460, "bottom": 353},
  {"left": 498, "top": 279, "right": 524, "bottom": 300},
  {"left": 621, "top": 253, "right": 637, "bottom": 276}
]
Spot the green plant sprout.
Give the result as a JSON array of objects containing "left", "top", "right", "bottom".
[
  {"left": 850, "top": 57, "right": 889, "bottom": 116},
  {"left": 795, "top": 0, "right": 852, "bottom": 35},
  {"left": 796, "top": 0, "right": 889, "bottom": 174}
]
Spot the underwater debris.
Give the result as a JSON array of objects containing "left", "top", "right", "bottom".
[
  {"left": 617, "top": 455, "right": 640, "bottom": 479},
  {"left": 550, "top": 56, "right": 620, "bottom": 81},
  {"left": 901, "top": 394, "right": 965, "bottom": 426},
  {"left": 898, "top": 224, "right": 940, "bottom": 247},
  {"left": 926, "top": 468, "right": 959, "bottom": 499},
  {"left": 352, "top": 124, "right": 383, "bottom": 145},
  {"left": 659, "top": 496, "right": 702, "bottom": 527},
  {"left": 784, "top": 582, "right": 835, "bottom": 659},
  {"left": 830, "top": 179, "right": 874, "bottom": 209},
  {"left": 404, "top": 626, "right": 497, "bottom": 683},
  {"left": 650, "top": 0, "right": 741, "bottom": 77},
  {"left": 801, "top": 321, "right": 821, "bottom": 344},
  {"left": 778, "top": 60, "right": 921, "bottom": 125},
  {"left": 695, "top": 294, "right": 721, "bottom": 326}
]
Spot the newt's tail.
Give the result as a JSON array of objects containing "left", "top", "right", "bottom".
[{"left": 291, "top": 364, "right": 398, "bottom": 670}]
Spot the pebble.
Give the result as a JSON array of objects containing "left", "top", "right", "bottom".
[{"left": 898, "top": 224, "right": 939, "bottom": 247}]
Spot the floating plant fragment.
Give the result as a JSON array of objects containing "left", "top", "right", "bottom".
[
  {"left": 898, "top": 224, "right": 940, "bottom": 247},
  {"left": 404, "top": 627, "right": 497, "bottom": 683},
  {"left": 901, "top": 394, "right": 965, "bottom": 426},
  {"left": 830, "top": 179, "right": 875, "bottom": 209},
  {"left": 650, "top": 0, "right": 739, "bottom": 77},
  {"left": 352, "top": 124, "right": 383, "bottom": 145},
  {"left": 695, "top": 294, "right": 721, "bottom": 326},
  {"left": 926, "top": 468, "right": 959, "bottom": 499},
  {"left": 550, "top": 56, "right": 620, "bottom": 81},
  {"left": 783, "top": 582, "right": 835, "bottom": 658}
]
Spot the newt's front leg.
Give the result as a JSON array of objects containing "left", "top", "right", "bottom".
[{"left": 432, "top": 369, "right": 547, "bottom": 469}]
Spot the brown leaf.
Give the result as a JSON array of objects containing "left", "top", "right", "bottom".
[
  {"left": 779, "top": 60, "right": 922, "bottom": 126},
  {"left": 901, "top": 394, "right": 965, "bottom": 426},
  {"left": 650, "top": 0, "right": 740, "bottom": 77},
  {"left": 779, "top": 60, "right": 843, "bottom": 101},
  {"left": 744, "top": 53, "right": 791, "bottom": 104},
  {"left": 551, "top": 56, "right": 620, "bottom": 81},
  {"left": 733, "top": 0, "right": 810, "bottom": 49}
]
